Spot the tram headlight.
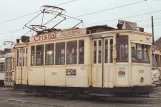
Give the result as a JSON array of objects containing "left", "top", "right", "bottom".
[{"left": 140, "top": 77, "right": 144, "bottom": 83}]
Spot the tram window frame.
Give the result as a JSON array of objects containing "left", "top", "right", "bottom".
[
  {"left": 93, "top": 41, "right": 97, "bottom": 64},
  {"left": 0, "top": 62, "right": 4, "bottom": 72},
  {"left": 78, "top": 40, "right": 84, "bottom": 64},
  {"left": 66, "top": 41, "right": 77, "bottom": 65},
  {"left": 45, "top": 43, "right": 54, "bottom": 65},
  {"left": 31, "top": 46, "right": 35, "bottom": 66},
  {"left": 131, "top": 44, "right": 150, "bottom": 63},
  {"left": 116, "top": 36, "right": 128, "bottom": 62},
  {"left": 110, "top": 39, "right": 113, "bottom": 63},
  {"left": 17, "top": 49, "right": 19, "bottom": 67},
  {"left": 98, "top": 40, "right": 102, "bottom": 63},
  {"left": 105, "top": 39, "right": 108, "bottom": 63},
  {"left": 35, "top": 45, "right": 44, "bottom": 66},
  {"left": 55, "top": 42, "right": 65, "bottom": 65}
]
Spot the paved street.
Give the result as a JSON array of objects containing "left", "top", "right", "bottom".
[{"left": 0, "top": 87, "right": 161, "bottom": 107}]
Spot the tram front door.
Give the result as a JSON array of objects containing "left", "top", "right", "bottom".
[
  {"left": 92, "top": 37, "right": 114, "bottom": 88},
  {"left": 16, "top": 47, "right": 28, "bottom": 85}
]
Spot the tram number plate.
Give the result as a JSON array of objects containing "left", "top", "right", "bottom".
[
  {"left": 139, "top": 70, "right": 144, "bottom": 73},
  {"left": 52, "top": 72, "right": 57, "bottom": 75}
]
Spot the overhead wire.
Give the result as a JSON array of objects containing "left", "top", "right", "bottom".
[
  {"left": 0, "top": 0, "right": 79, "bottom": 25},
  {"left": 83, "top": 9, "right": 161, "bottom": 27},
  {"left": 0, "top": 0, "right": 80, "bottom": 40},
  {"left": 74, "top": 0, "right": 148, "bottom": 18},
  {"left": 0, "top": 0, "right": 157, "bottom": 40}
]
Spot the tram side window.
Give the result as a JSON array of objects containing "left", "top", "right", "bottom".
[
  {"left": 45, "top": 44, "right": 54, "bottom": 65},
  {"left": 36, "top": 45, "right": 44, "bottom": 66},
  {"left": 66, "top": 41, "right": 77, "bottom": 64},
  {"left": 31, "top": 46, "right": 35, "bottom": 66},
  {"left": 17, "top": 49, "right": 19, "bottom": 66},
  {"left": 110, "top": 39, "right": 113, "bottom": 63},
  {"left": 23, "top": 49, "right": 25, "bottom": 67},
  {"left": 79, "top": 40, "right": 84, "bottom": 64},
  {"left": 131, "top": 44, "right": 150, "bottom": 63},
  {"left": 0, "top": 62, "right": 4, "bottom": 72},
  {"left": 25, "top": 48, "right": 28, "bottom": 66},
  {"left": 98, "top": 40, "right": 102, "bottom": 63},
  {"left": 10, "top": 58, "right": 12, "bottom": 71},
  {"left": 116, "top": 36, "right": 128, "bottom": 62},
  {"left": 93, "top": 41, "right": 97, "bottom": 64},
  {"left": 55, "top": 42, "right": 65, "bottom": 65},
  {"left": 105, "top": 39, "right": 108, "bottom": 63}
]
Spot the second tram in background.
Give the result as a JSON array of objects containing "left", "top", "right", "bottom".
[
  {"left": 0, "top": 58, "right": 5, "bottom": 86},
  {"left": 4, "top": 50, "right": 15, "bottom": 87},
  {"left": 151, "top": 49, "right": 161, "bottom": 86}
]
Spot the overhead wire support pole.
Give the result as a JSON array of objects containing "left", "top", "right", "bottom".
[{"left": 151, "top": 16, "right": 154, "bottom": 45}]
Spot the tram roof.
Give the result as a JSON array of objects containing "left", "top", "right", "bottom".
[{"left": 15, "top": 25, "right": 152, "bottom": 46}]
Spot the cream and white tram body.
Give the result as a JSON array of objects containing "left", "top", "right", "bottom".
[
  {"left": 14, "top": 27, "right": 153, "bottom": 97},
  {"left": 4, "top": 51, "right": 15, "bottom": 87},
  {"left": 151, "top": 50, "right": 161, "bottom": 86},
  {"left": 0, "top": 58, "right": 5, "bottom": 86}
]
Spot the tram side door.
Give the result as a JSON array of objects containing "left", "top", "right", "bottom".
[
  {"left": 92, "top": 37, "right": 114, "bottom": 88},
  {"left": 16, "top": 47, "right": 28, "bottom": 85}
]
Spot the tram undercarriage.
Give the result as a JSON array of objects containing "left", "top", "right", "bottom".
[{"left": 14, "top": 84, "right": 153, "bottom": 98}]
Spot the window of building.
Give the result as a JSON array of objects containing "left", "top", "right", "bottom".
[
  {"left": 131, "top": 44, "right": 150, "bottom": 63},
  {"left": 160, "top": 55, "right": 161, "bottom": 67},
  {"left": 55, "top": 42, "right": 65, "bottom": 65},
  {"left": 0, "top": 62, "right": 4, "bottom": 72},
  {"left": 110, "top": 39, "right": 114, "bottom": 63},
  {"left": 98, "top": 40, "right": 102, "bottom": 63},
  {"left": 78, "top": 40, "right": 84, "bottom": 64},
  {"left": 93, "top": 41, "right": 97, "bottom": 64},
  {"left": 36, "top": 45, "right": 44, "bottom": 66},
  {"left": 152, "top": 54, "right": 157, "bottom": 67},
  {"left": 105, "top": 39, "right": 108, "bottom": 63},
  {"left": 116, "top": 36, "right": 128, "bottom": 62},
  {"left": 66, "top": 41, "right": 77, "bottom": 64},
  {"left": 31, "top": 46, "right": 35, "bottom": 66},
  {"left": 45, "top": 43, "right": 54, "bottom": 65}
]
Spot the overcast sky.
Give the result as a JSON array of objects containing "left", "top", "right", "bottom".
[{"left": 0, "top": 0, "right": 161, "bottom": 48}]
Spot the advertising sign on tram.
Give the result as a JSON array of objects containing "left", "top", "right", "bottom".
[{"left": 30, "top": 28, "right": 86, "bottom": 42}]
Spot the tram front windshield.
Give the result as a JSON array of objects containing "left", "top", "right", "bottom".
[
  {"left": 116, "top": 36, "right": 150, "bottom": 63},
  {"left": 131, "top": 43, "right": 150, "bottom": 63}
]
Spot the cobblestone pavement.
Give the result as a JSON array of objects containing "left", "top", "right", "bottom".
[{"left": 0, "top": 87, "right": 161, "bottom": 107}]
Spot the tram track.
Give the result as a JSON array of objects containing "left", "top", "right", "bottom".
[
  {"left": 0, "top": 98, "right": 64, "bottom": 107},
  {"left": 0, "top": 87, "right": 161, "bottom": 106}
]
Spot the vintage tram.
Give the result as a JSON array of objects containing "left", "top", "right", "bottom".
[
  {"left": 4, "top": 51, "right": 15, "bottom": 87},
  {"left": 151, "top": 49, "right": 161, "bottom": 86},
  {"left": 13, "top": 24, "right": 153, "bottom": 97},
  {"left": 0, "top": 57, "right": 5, "bottom": 86}
]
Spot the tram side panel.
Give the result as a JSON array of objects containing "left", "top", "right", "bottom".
[
  {"left": 130, "top": 34, "right": 152, "bottom": 87},
  {"left": 28, "top": 37, "right": 90, "bottom": 87}
]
